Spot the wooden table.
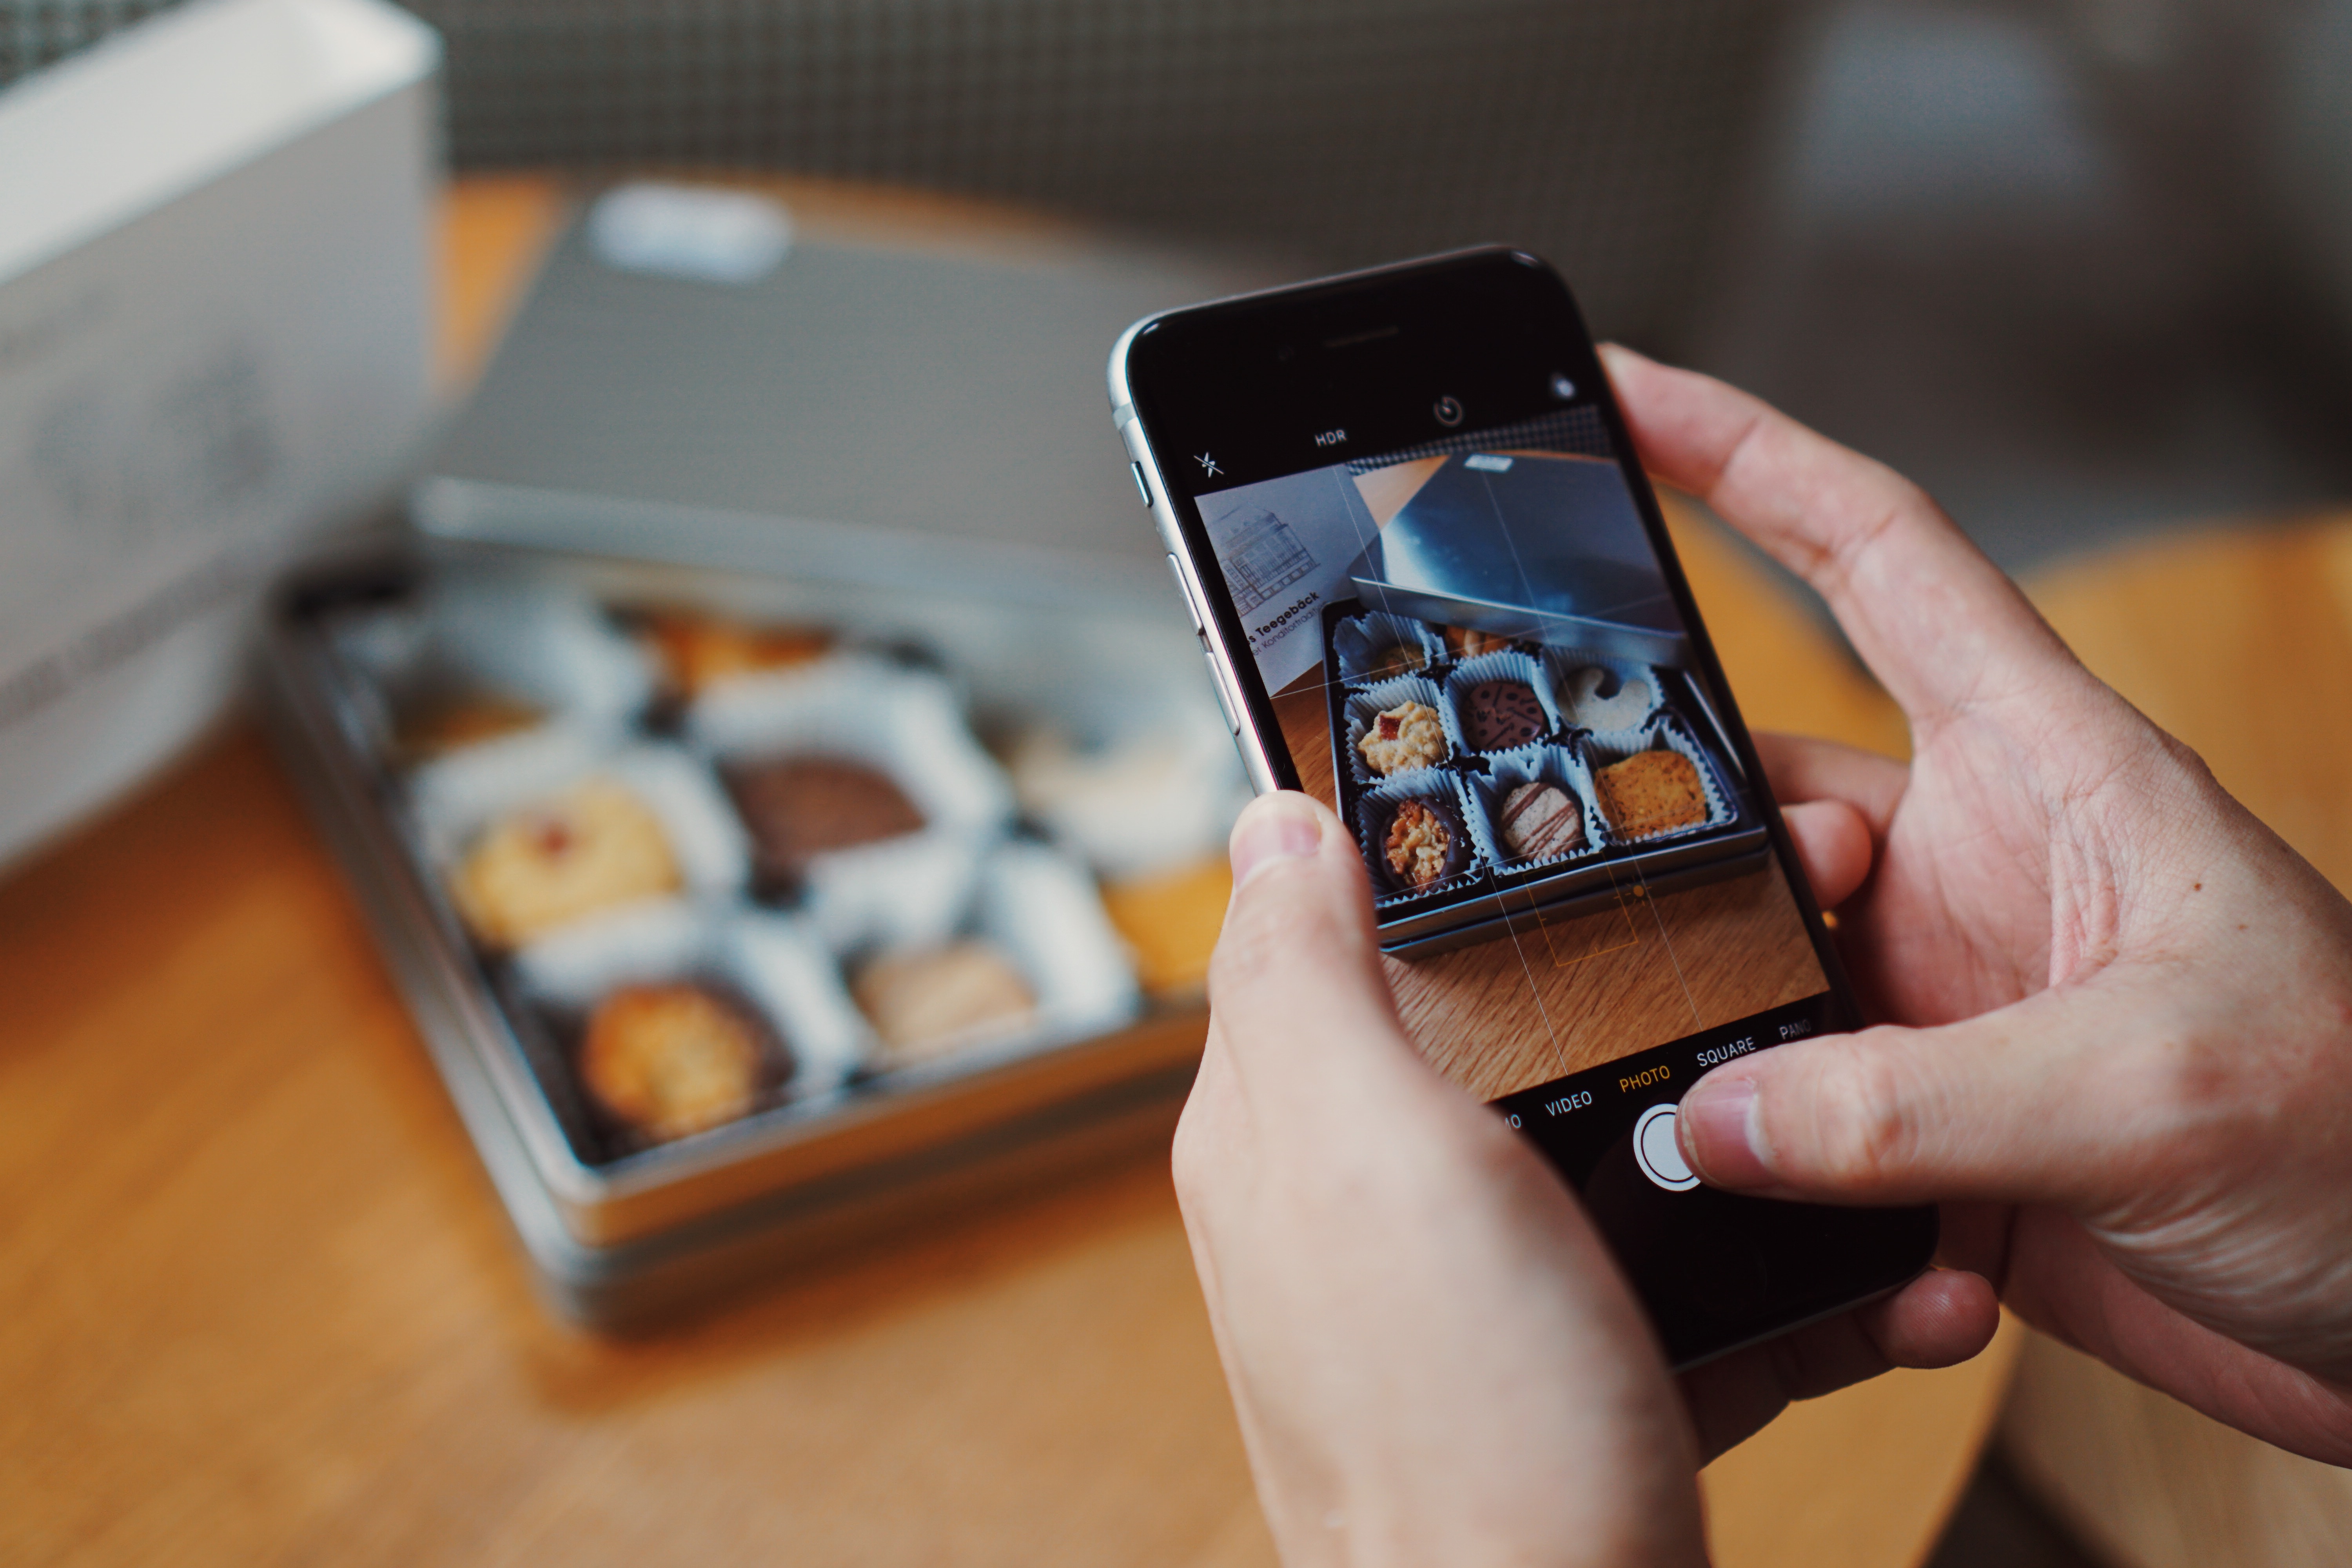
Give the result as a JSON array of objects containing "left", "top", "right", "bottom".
[{"left": 0, "top": 176, "right": 2042, "bottom": 1567}]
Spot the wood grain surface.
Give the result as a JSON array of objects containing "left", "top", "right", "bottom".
[
  {"left": 0, "top": 176, "right": 2045, "bottom": 1568},
  {"left": 1392, "top": 860, "right": 1825, "bottom": 1098}
]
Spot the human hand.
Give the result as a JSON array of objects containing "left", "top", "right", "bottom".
[
  {"left": 1602, "top": 345, "right": 2352, "bottom": 1464},
  {"left": 1178, "top": 791, "right": 1989, "bottom": 1567}
]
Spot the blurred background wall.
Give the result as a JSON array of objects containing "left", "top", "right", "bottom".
[
  {"left": 9, "top": 0, "right": 1803, "bottom": 353},
  {"left": 9, "top": 0, "right": 2350, "bottom": 566},
  {"left": 1699, "top": 0, "right": 2352, "bottom": 573}
]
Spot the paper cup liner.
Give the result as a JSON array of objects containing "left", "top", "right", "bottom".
[
  {"left": 1463, "top": 744, "right": 1606, "bottom": 872},
  {"left": 842, "top": 839, "right": 1143, "bottom": 1085},
  {"left": 506, "top": 900, "right": 869, "bottom": 1160},
  {"left": 407, "top": 720, "right": 610, "bottom": 864},
  {"left": 799, "top": 832, "right": 987, "bottom": 954},
  {"left": 412, "top": 739, "right": 751, "bottom": 952},
  {"left": 346, "top": 572, "right": 656, "bottom": 764},
  {"left": 1544, "top": 649, "right": 1666, "bottom": 734},
  {"left": 1354, "top": 770, "right": 1485, "bottom": 905},
  {"left": 691, "top": 656, "right": 1014, "bottom": 931},
  {"left": 1005, "top": 704, "right": 1246, "bottom": 884},
  {"left": 1329, "top": 609, "right": 1446, "bottom": 688},
  {"left": 689, "top": 656, "right": 1013, "bottom": 835},
  {"left": 1441, "top": 650, "right": 1565, "bottom": 755},
  {"left": 1340, "top": 674, "right": 1459, "bottom": 788},
  {"left": 1580, "top": 714, "right": 1736, "bottom": 846},
  {"left": 603, "top": 745, "right": 754, "bottom": 896}
]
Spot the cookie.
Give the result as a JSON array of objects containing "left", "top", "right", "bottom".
[
  {"left": 640, "top": 610, "right": 831, "bottom": 697},
  {"left": 852, "top": 940, "right": 1037, "bottom": 1066},
  {"left": 1367, "top": 642, "right": 1427, "bottom": 681},
  {"left": 1594, "top": 750, "right": 1708, "bottom": 840},
  {"left": 1499, "top": 780, "right": 1585, "bottom": 860},
  {"left": 1383, "top": 797, "right": 1461, "bottom": 891},
  {"left": 579, "top": 981, "right": 772, "bottom": 1143},
  {"left": 1462, "top": 680, "right": 1546, "bottom": 750},
  {"left": 1566, "top": 666, "right": 1655, "bottom": 731},
  {"left": 396, "top": 693, "right": 542, "bottom": 761},
  {"left": 723, "top": 755, "right": 926, "bottom": 885},
  {"left": 451, "top": 777, "right": 682, "bottom": 948},
  {"left": 1442, "top": 624, "right": 1514, "bottom": 658},
  {"left": 1356, "top": 701, "right": 1447, "bottom": 776}
]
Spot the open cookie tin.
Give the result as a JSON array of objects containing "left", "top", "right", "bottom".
[
  {"left": 1320, "top": 599, "right": 1770, "bottom": 953},
  {"left": 263, "top": 539, "right": 1233, "bottom": 1327}
]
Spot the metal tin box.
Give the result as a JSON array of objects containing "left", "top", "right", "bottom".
[{"left": 263, "top": 541, "right": 1234, "bottom": 1327}]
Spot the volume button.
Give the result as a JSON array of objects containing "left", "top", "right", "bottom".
[
  {"left": 1166, "top": 553, "right": 1204, "bottom": 636},
  {"left": 1204, "top": 649, "right": 1242, "bottom": 733}
]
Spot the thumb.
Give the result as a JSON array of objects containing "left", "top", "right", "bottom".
[
  {"left": 1209, "top": 790, "right": 1416, "bottom": 1099},
  {"left": 1676, "top": 987, "right": 2119, "bottom": 1207}
]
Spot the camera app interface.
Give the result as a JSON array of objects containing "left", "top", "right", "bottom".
[{"left": 1195, "top": 405, "right": 1835, "bottom": 1144}]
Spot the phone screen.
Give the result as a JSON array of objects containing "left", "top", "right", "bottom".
[{"left": 1122, "top": 251, "right": 1932, "bottom": 1362}]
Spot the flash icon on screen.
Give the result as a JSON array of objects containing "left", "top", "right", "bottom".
[{"left": 1196, "top": 453, "right": 1222, "bottom": 477}]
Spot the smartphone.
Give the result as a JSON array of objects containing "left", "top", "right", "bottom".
[{"left": 1108, "top": 247, "right": 1935, "bottom": 1368}]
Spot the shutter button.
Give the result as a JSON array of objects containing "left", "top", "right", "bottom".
[{"left": 1633, "top": 1103, "right": 1700, "bottom": 1191}]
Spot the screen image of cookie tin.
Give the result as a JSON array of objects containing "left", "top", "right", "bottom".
[{"left": 1318, "top": 598, "right": 1769, "bottom": 955}]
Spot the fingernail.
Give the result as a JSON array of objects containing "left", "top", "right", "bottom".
[
  {"left": 1229, "top": 794, "right": 1323, "bottom": 888},
  {"left": 1679, "top": 1074, "right": 1772, "bottom": 1188}
]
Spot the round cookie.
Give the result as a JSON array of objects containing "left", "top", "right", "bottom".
[
  {"left": 1463, "top": 679, "right": 1546, "bottom": 750},
  {"left": 1498, "top": 780, "right": 1585, "bottom": 861},
  {"left": 579, "top": 982, "right": 771, "bottom": 1143},
  {"left": 451, "top": 777, "right": 682, "bottom": 949},
  {"left": 1380, "top": 796, "right": 1465, "bottom": 892},
  {"left": 396, "top": 693, "right": 542, "bottom": 762},
  {"left": 853, "top": 940, "right": 1037, "bottom": 1067}
]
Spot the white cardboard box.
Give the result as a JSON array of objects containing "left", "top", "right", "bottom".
[{"left": 0, "top": 0, "right": 439, "bottom": 866}]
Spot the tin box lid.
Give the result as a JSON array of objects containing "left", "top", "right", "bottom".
[{"left": 416, "top": 187, "right": 1266, "bottom": 606}]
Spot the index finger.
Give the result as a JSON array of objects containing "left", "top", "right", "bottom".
[{"left": 1599, "top": 345, "right": 2073, "bottom": 730}]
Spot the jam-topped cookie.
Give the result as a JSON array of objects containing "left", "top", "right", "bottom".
[
  {"left": 1357, "top": 701, "right": 1447, "bottom": 776},
  {"left": 451, "top": 777, "right": 681, "bottom": 949}
]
